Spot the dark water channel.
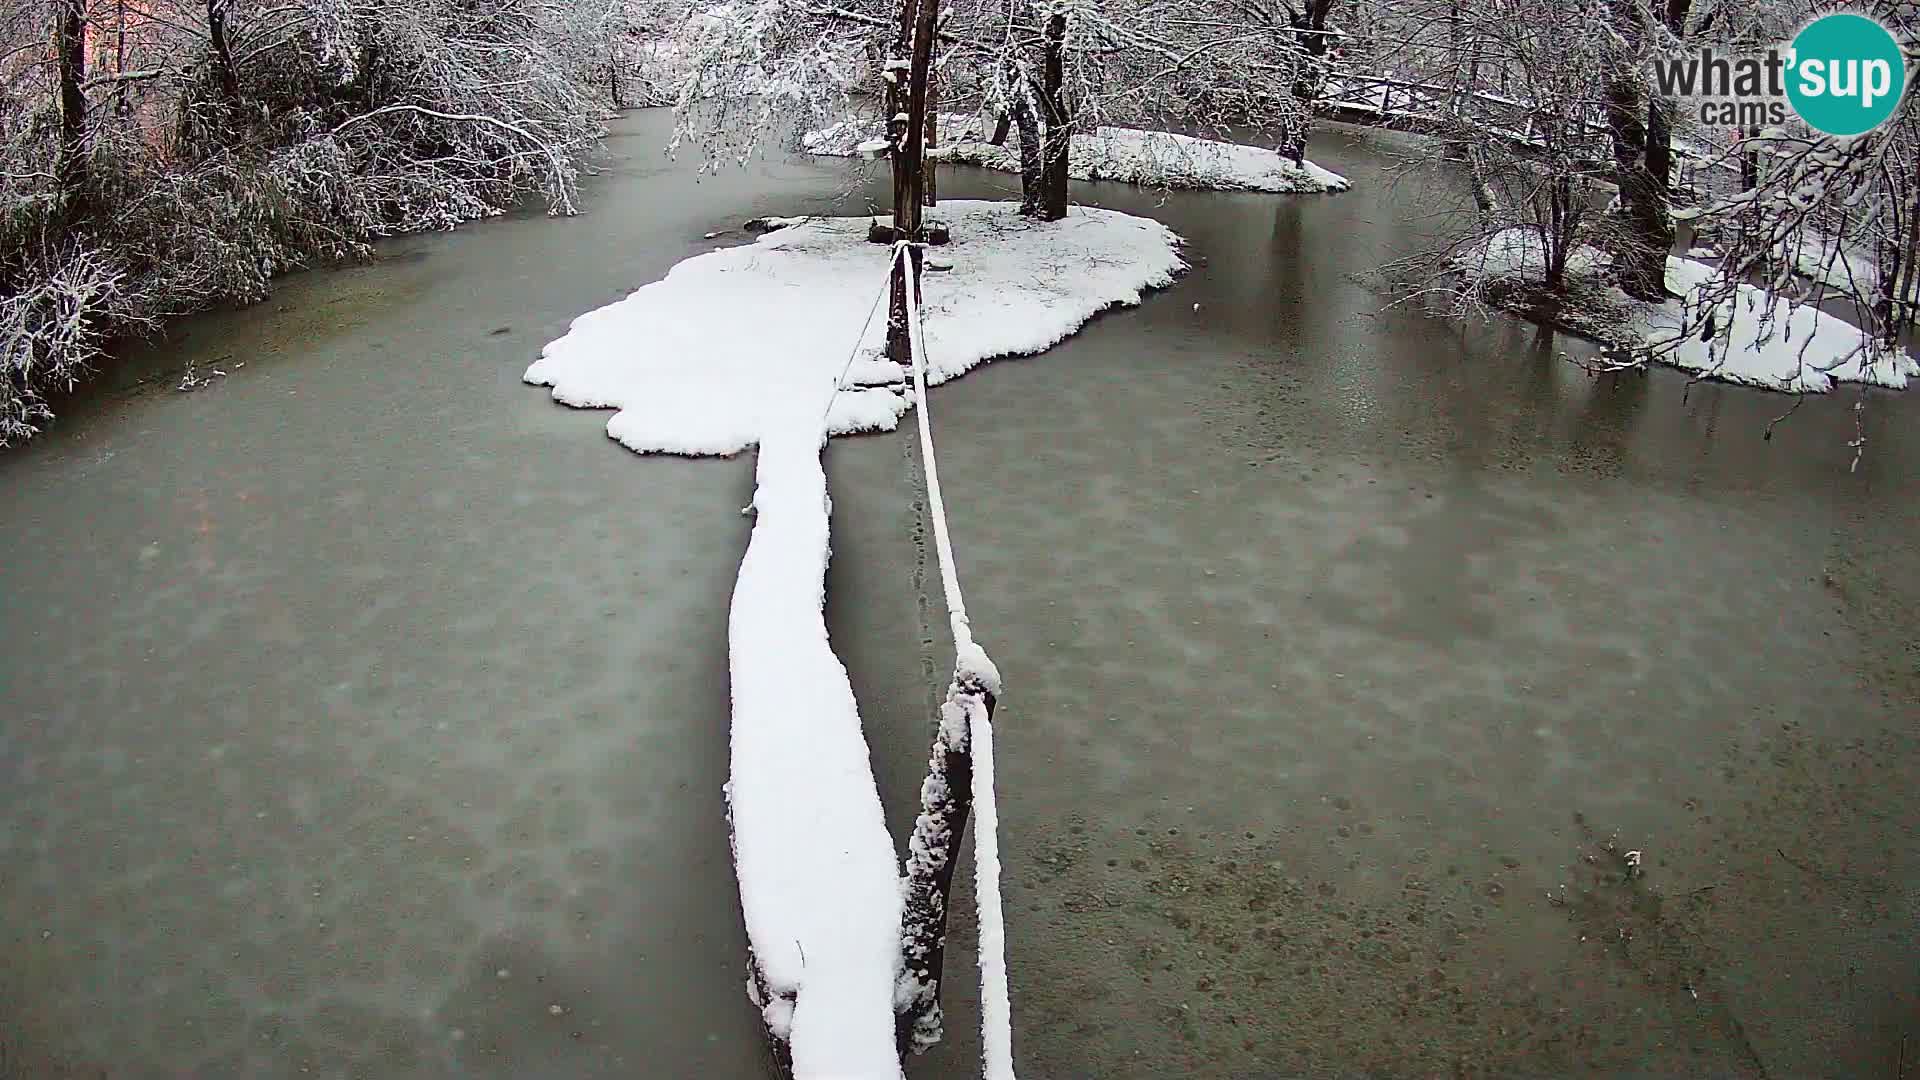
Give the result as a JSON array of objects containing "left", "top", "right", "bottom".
[{"left": 2, "top": 109, "right": 1914, "bottom": 1077}]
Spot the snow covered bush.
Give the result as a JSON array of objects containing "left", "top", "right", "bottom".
[
  {"left": 0, "top": 240, "right": 149, "bottom": 445},
  {"left": 0, "top": 0, "right": 650, "bottom": 446}
]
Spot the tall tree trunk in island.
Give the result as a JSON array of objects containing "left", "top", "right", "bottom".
[
  {"left": 884, "top": 23, "right": 911, "bottom": 361},
  {"left": 208, "top": 0, "right": 243, "bottom": 101},
  {"left": 886, "top": 0, "right": 913, "bottom": 218},
  {"left": 894, "top": 687, "right": 991, "bottom": 1055},
  {"left": 1037, "top": 12, "right": 1068, "bottom": 221},
  {"left": 1278, "top": 0, "right": 1335, "bottom": 165},
  {"left": 1006, "top": 60, "right": 1043, "bottom": 215},
  {"left": 887, "top": 0, "right": 937, "bottom": 362},
  {"left": 55, "top": 0, "right": 87, "bottom": 212},
  {"left": 898, "top": 0, "right": 936, "bottom": 233}
]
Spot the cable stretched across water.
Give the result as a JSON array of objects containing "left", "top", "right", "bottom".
[{"left": 898, "top": 240, "right": 1016, "bottom": 1080}]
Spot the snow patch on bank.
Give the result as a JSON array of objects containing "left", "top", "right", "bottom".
[
  {"left": 1456, "top": 227, "right": 1916, "bottom": 393},
  {"left": 1647, "top": 257, "right": 1917, "bottom": 393},
  {"left": 805, "top": 115, "right": 1350, "bottom": 194},
  {"left": 526, "top": 200, "right": 1182, "bottom": 1076}
]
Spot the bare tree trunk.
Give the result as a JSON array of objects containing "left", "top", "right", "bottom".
[
  {"left": 886, "top": 0, "right": 938, "bottom": 362},
  {"left": 923, "top": 65, "right": 938, "bottom": 207},
  {"left": 1278, "top": 0, "right": 1335, "bottom": 164},
  {"left": 1878, "top": 220, "right": 1902, "bottom": 341},
  {"left": 112, "top": 0, "right": 132, "bottom": 117},
  {"left": 884, "top": 18, "right": 911, "bottom": 362},
  {"left": 1037, "top": 13, "right": 1069, "bottom": 221},
  {"left": 1603, "top": 0, "right": 1668, "bottom": 302},
  {"left": 361, "top": 28, "right": 382, "bottom": 111},
  {"left": 1645, "top": 0, "right": 1690, "bottom": 223},
  {"left": 1468, "top": 145, "right": 1497, "bottom": 215},
  {"left": 1546, "top": 176, "right": 1573, "bottom": 291},
  {"left": 208, "top": 0, "right": 243, "bottom": 101},
  {"left": 56, "top": 0, "right": 87, "bottom": 211},
  {"left": 1646, "top": 98, "right": 1673, "bottom": 196},
  {"left": 1008, "top": 72, "right": 1043, "bottom": 215},
  {"left": 899, "top": 0, "right": 936, "bottom": 230},
  {"left": 1885, "top": 181, "right": 1920, "bottom": 339}
]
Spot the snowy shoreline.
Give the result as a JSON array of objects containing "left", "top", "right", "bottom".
[
  {"left": 1454, "top": 227, "right": 1918, "bottom": 394},
  {"left": 527, "top": 200, "right": 1184, "bottom": 1076},
  {"left": 804, "top": 114, "right": 1351, "bottom": 194}
]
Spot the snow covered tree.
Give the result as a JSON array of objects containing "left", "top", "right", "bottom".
[{"left": 1368, "top": 0, "right": 1618, "bottom": 309}]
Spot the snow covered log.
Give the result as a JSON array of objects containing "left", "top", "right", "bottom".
[{"left": 730, "top": 424, "right": 906, "bottom": 1077}]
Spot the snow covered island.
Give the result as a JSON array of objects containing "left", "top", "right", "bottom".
[
  {"left": 804, "top": 114, "right": 1352, "bottom": 194},
  {"left": 526, "top": 200, "right": 1183, "bottom": 1077}
]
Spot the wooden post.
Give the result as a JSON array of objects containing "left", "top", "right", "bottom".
[
  {"left": 884, "top": 35, "right": 910, "bottom": 363},
  {"left": 896, "top": 681, "right": 992, "bottom": 1055}
]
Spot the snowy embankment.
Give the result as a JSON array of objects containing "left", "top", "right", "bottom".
[
  {"left": 1648, "top": 259, "right": 1917, "bottom": 393},
  {"left": 527, "top": 200, "right": 1183, "bottom": 1076},
  {"left": 1456, "top": 227, "right": 1918, "bottom": 393},
  {"left": 804, "top": 114, "right": 1350, "bottom": 193}
]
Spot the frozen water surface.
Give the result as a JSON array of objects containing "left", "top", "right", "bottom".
[{"left": 3, "top": 110, "right": 1917, "bottom": 1077}]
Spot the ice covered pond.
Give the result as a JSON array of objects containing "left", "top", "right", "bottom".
[{"left": 2, "top": 109, "right": 1916, "bottom": 1076}]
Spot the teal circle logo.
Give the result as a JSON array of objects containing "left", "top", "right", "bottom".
[{"left": 1786, "top": 14, "right": 1907, "bottom": 136}]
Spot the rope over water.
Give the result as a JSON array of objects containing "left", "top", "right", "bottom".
[{"left": 898, "top": 240, "right": 1016, "bottom": 1080}]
